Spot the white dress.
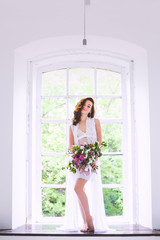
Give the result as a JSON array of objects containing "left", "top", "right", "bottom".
[{"left": 61, "top": 117, "right": 109, "bottom": 232}]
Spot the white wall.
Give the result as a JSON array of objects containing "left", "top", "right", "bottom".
[
  {"left": 0, "top": 45, "right": 13, "bottom": 229},
  {"left": 0, "top": 0, "right": 160, "bottom": 229}
]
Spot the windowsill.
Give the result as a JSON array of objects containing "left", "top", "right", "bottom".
[
  {"left": 0, "top": 224, "right": 159, "bottom": 236},
  {"left": 34, "top": 216, "right": 129, "bottom": 225}
]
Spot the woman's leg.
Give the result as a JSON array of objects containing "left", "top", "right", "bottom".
[
  {"left": 74, "top": 178, "right": 94, "bottom": 231},
  {"left": 78, "top": 199, "right": 88, "bottom": 231}
]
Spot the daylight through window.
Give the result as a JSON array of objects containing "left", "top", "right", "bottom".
[{"left": 36, "top": 67, "right": 126, "bottom": 222}]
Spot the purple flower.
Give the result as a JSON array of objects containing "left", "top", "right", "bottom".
[
  {"left": 91, "top": 151, "right": 95, "bottom": 156},
  {"left": 74, "top": 157, "right": 79, "bottom": 164},
  {"left": 79, "top": 154, "right": 85, "bottom": 161}
]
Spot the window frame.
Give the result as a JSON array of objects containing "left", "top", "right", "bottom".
[{"left": 27, "top": 57, "right": 135, "bottom": 224}]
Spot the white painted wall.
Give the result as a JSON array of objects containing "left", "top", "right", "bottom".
[{"left": 0, "top": 0, "right": 160, "bottom": 230}]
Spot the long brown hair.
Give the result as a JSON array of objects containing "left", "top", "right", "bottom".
[{"left": 72, "top": 97, "right": 95, "bottom": 125}]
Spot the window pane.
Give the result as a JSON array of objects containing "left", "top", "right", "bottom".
[
  {"left": 42, "top": 98, "right": 66, "bottom": 120},
  {"left": 42, "top": 69, "right": 66, "bottom": 96},
  {"left": 69, "top": 97, "right": 82, "bottom": 119},
  {"left": 42, "top": 123, "right": 66, "bottom": 153},
  {"left": 42, "top": 188, "right": 65, "bottom": 217},
  {"left": 97, "top": 98, "right": 122, "bottom": 119},
  {"left": 69, "top": 68, "right": 94, "bottom": 95},
  {"left": 100, "top": 155, "right": 123, "bottom": 184},
  {"left": 103, "top": 188, "right": 123, "bottom": 216},
  {"left": 42, "top": 156, "right": 66, "bottom": 184},
  {"left": 101, "top": 123, "right": 122, "bottom": 152},
  {"left": 97, "top": 69, "right": 121, "bottom": 95}
]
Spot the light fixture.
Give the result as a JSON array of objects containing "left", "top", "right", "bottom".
[{"left": 83, "top": 0, "right": 90, "bottom": 45}]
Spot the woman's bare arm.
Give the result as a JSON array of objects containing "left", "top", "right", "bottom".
[
  {"left": 91, "top": 118, "right": 102, "bottom": 167},
  {"left": 69, "top": 125, "right": 74, "bottom": 151},
  {"left": 95, "top": 118, "right": 102, "bottom": 145}
]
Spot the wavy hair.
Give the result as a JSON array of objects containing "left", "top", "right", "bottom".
[{"left": 72, "top": 97, "right": 95, "bottom": 125}]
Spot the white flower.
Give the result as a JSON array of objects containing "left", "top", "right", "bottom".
[
  {"left": 85, "top": 153, "right": 88, "bottom": 158},
  {"left": 80, "top": 146, "right": 84, "bottom": 149}
]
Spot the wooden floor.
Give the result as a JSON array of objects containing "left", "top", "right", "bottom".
[{"left": 0, "top": 224, "right": 160, "bottom": 237}]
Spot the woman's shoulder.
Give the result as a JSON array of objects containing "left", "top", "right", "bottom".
[
  {"left": 70, "top": 122, "right": 77, "bottom": 131},
  {"left": 70, "top": 123, "right": 74, "bottom": 128},
  {"left": 93, "top": 118, "right": 101, "bottom": 129},
  {"left": 88, "top": 117, "right": 100, "bottom": 126},
  {"left": 94, "top": 118, "right": 100, "bottom": 122},
  {"left": 93, "top": 118, "right": 100, "bottom": 124}
]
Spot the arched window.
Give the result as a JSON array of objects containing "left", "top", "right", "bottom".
[{"left": 29, "top": 53, "right": 133, "bottom": 224}]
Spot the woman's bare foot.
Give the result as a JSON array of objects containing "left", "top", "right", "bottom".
[
  {"left": 80, "top": 223, "right": 88, "bottom": 232},
  {"left": 87, "top": 216, "right": 94, "bottom": 232}
]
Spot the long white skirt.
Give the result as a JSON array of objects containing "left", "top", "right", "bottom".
[{"left": 61, "top": 160, "right": 110, "bottom": 233}]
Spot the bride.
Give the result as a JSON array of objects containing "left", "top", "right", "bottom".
[{"left": 63, "top": 97, "right": 109, "bottom": 232}]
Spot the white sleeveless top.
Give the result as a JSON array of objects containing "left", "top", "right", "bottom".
[
  {"left": 70, "top": 117, "right": 98, "bottom": 180},
  {"left": 71, "top": 117, "right": 97, "bottom": 145}
]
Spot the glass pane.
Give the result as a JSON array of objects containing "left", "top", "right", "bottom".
[
  {"left": 42, "top": 188, "right": 65, "bottom": 217},
  {"left": 42, "top": 156, "right": 66, "bottom": 184},
  {"left": 103, "top": 188, "right": 123, "bottom": 216},
  {"left": 69, "top": 97, "right": 82, "bottom": 119},
  {"left": 101, "top": 123, "right": 122, "bottom": 152},
  {"left": 42, "top": 69, "right": 66, "bottom": 96},
  {"left": 97, "top": 69, "right": 121, "bottom": 95},
  {"left": 69, "top": 68, "right": 94, "bottom": 95},
  {"left": 100, "top": 155, "right": 123, "bottom": 184},
  {"left": 42, "top": 123, "right": 66, "bottom": 153},
  {"left": 42, "top": 98, "right": 66, "bottom": 120},
  {"left": 97, "top": 98, "right": 122, "bottom": 119}
]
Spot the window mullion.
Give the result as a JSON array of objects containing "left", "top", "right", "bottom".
[
  {"left": 66, "top": 68, "right": 69, "bottom": 154},
  {"left": 36, "top": 69, "right": 43, "bottom": 221},
  {"left": 102, "top": 184, "right": 123, "bottom": 189},
  {"left": 121, "top": 66, "right": 129, "bottom": 220}
]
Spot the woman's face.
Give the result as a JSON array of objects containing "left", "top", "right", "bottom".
[{"left": 81, "top": 100, "right": 93, "bottom": 115}]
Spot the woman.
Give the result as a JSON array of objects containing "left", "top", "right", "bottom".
[{"left": 63, "top": 97, "right": 108, "bottom": 232}]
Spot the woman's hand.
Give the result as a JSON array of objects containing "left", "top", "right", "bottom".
[
  {"left": 91, "top": 157, "right": 98, "bottom": 169},
  {"left": 80, "top": 165, "right": 86, "bottom": 170}
]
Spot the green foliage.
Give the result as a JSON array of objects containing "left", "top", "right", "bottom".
[
  {"left": 101, "top": 124, "right": 122, "bottom": 152},
  {"left": 97, "top": 98, "right": 122, "bottom": 119},
  {"left": 42, "top": 123, "right": 66, "bottom": 153},
  {"left": 41, "top": 68, "right": 123, "bottom": 218},
  {"left": 97, "top": 68, "right": 121, "bottom": 95},
  {"left": 42, "top": 98, "right": 66, "bottom": 119},
  {"left": 103, "top": 188, "right": 123, "bottom": 216},
  {"left": 69, "top": 68, "right": 94, "bottom": 95},
  {"left": 42, "top": 156, "right": 66, "bottom": 184},
  {"left": 100, "top": 155, "right": 123, "bottom": 184},
  {"left": 42, "top": 70, "right": 66, "bottom": 96},
  {"left": 42, "top": 188, "right": 65, "bottom": 217}
]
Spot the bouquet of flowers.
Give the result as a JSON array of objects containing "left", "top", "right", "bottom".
[{"left": 66, "top": 141, "right": 107, "bottom": 174}]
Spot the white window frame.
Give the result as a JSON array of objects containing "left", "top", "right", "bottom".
[{"left": 26, "top": 51, "right": 136, "bottom": 225}]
